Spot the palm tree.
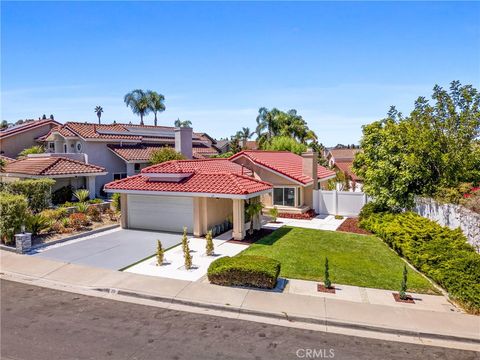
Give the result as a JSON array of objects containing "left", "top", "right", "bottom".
[
  {"left": 246, "top": 199, "right": 264, "bottom": 235},
  {"left": 94, "top": 106, "right": 103, "bottom": 124},
  {"left": 236, "top": 127, "right": 254, "bottom": 148},
  {"left": 124, "top": 89, "right": 150, "bottom": 125},
  {"left": 146, "top": 91, "right": 166, "bottom": 126},
  {"left": 174, "top": 118, "right": 192, "bottom": 128}
]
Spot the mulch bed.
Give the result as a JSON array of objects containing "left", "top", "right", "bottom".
[
  {"left": 392, "top": 293, "right": 415, "bottom": 304},
  {"left": 227, "top": 228, "right": 275, "bottom": 245},
  {"left": 336, "top": 217, "right": 371, "bottom": 235},
  {"left": 278, "top": 209, "right": 317, "bottom": 220},
  {"left": 317, "top": 284, "right": 336, "bottom": 294}
]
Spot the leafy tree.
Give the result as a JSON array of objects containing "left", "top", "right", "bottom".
[
  {"left": 94, "top": 106, "right": 103, "bottom": 124},
  {"left": 156, "top": 240, "right": 164, "bottom": 266},
  {"left": 262, "top": 136, "right": 307, "bottom": 155},
  {"left": 399, "top": 265, "right": 408, "bottom": 300},
  {"left": 354, "top": 81, "right": 480, "bottom": 211},
  {"left": 1, "top": 120, "right": 10, "bottom": 129},
  {"left": 174, "top": 118, "right": 192, "bottom": 128},
  {"left": 246, "top": 199, "right": 264, "bottom": 235},
  {"left": 18, "top": 145, "right": 45, "bottom": 158},
  {"left": 124, "top": 89, "right": 150, "bottom": 125},
  {"left": 229, "top": 135, "right": 242, "bottom": 154},
  {"left": 269, "top": 206, "right": 279, "bottom": 223},
  {"left": 205, "top": 230, "right": 214, "bottom": 256},
  {"left": 211, "top": 151, "right": 234, "bottom": 159},
  {"left": 149, "top": 147, "right": 185, "bottom": 165},
  {"left": 324, "top": 257, "right": 332, "bottom": 289},
  {"left": 147, "top": 91, "right": 166, "bottom": 126}
]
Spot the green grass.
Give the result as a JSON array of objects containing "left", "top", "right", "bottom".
[{"left": 240, "top": 227, "right": 438, "bottom": 294}]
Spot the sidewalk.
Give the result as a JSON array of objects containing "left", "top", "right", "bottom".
[{"left": 1, "top": 251, "right": 479, "bottom": 348}]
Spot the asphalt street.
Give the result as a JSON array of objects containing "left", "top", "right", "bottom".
[{"left": 1, "top": 280, "right": 478, "bottom": 360}]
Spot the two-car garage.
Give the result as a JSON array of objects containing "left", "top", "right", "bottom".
[{"left": 127, "top": 195, "right": 194, "bottom": 233}]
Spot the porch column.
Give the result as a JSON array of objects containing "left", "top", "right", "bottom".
[
  {"left": 120, "top": 194, "right": 128, "bottom": 228},
  {"left": 251, "top": 196, "right": 262, "bottom": 231},
  {"left": 232, "top": 199, "right": 245, "bottom": 240},
  {"left": 193, "top": 197, "right": 207, "bottom": 237},
  {"left": 86, "top": 176, "right": 96, "bottom": 198}
]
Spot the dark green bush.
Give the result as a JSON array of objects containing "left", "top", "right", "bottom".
[
  {"left": 360, "top": 211, "right": 480, "bottom": 314},
  {"left": 208, "top": 255, "right": 281, "bottom": 289},
  {"left": 7, "top": 178, "right": 55, "bottom": 212},
  {"left": 52, "top": 185, "right": 73, "bottom": 205}
]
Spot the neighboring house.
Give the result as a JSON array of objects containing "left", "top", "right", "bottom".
[
  {"left": 230, "top": 150, "right": 336, "bottom": 213},
  {"left": 42, "top": 122, "right": 219, "bottom": 196},
  {"left": 0, "top": 119, "right": 60, "bottom": 158},
  {"left": 104, "top": 150, "right": 336, "bottom": 239},
  {"left": 240, "top": 140, "right": 258, "bottom": 150},
  {"left": 104, "top": 158, "right": 272, "bottom": 240},
  {"left": 323, "top": 147, "right": 363, "bottom": 191},
  {"left": 214, "top": 139, "right": 230, "bottom": 154},
  {"left": 0, "top": 153, "right": 107, "bottom": 196}
]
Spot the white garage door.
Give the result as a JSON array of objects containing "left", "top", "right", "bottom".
[{"left": 127, "top": 195, "right": 194, "bottom": 233}]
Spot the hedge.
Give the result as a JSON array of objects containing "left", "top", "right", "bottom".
[
  {"left": 0, "top": 192, "right": 29, "bottom": 245},
  {"left": 6, "top": 178, "right": 55, "bottom": 213},
  {"left": 207, "top": 255, "right": 281, "bottom": 289},
  {"left": 360, "top": 211, "right": 480, "bottom": 314}
]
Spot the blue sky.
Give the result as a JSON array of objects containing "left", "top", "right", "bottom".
[{"left": 2, "top": 1, "right": 479, "bottom": 145}]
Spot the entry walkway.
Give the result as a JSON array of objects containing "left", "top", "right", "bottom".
[{"left": 264, "top": 214, "right": 346, "bottom": 231}]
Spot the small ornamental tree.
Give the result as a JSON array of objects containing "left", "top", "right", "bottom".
[
  {"left": 181, "top": 226, "right": 188, "bottom": 254},
  {"left": 205, "top": 230, "right": 214, "bottom": 256},
  {"left": 184, "top": 239, "right": 193, "bottom": 269},
  {"left": 156, "top": 240, "right": 164, "bottom": 266},
  {"left": 399, "top": 265, "right": 408, "bottom": 300},
  {"left": 269, "top": 206, "right": 279, "bottom": 223},
  {"left": 324, "top": 257, "right": 332, "bottom": 289}
]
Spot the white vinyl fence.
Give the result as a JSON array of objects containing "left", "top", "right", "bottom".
[{"left": 313, "top": 190, "right": 368, "bottom": 217}]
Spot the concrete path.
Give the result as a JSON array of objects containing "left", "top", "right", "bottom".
[
  {"left": 30, "top": 228, "right": 182, "bottom": 270},
  {"left": 1, "top": 251, "right": 478, "bottom": 350},
  {"left": 265, "top": 214, "right": 346, "bottom": 231}
]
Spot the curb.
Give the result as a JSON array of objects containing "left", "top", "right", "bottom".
[{"left": 93, "top": 287, "right": 480, "bottom": 345}]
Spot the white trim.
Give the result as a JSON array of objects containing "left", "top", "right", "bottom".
[
  {"left": 231, "top": 154, "right": 310, "bottom": 186},
  {"left": 104, "top": 188, "right": 272, "bottom": 200},
  {"left": 319, "top": 174, "right": 336, "bottom": 182}
]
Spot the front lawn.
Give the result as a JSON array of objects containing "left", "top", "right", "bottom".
[{"left": 240, "top": 226, "right": 437, "bottom": 294}]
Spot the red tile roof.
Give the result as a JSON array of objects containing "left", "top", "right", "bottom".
[
  {"left": 107, "top": 144, "right": 219, "bottom": 162},
  {"left": 104, "top": 172, "right": 271, "bottom": 196},
  {"left": 0, "top": 119, "right": 60, "bottom": 139},
  {"left": 328, "top": 148, "right": 362, "bottom": 161},
  {"left": 230, "top": 150, "right": 336, "bottom": 184},
  {"left": 2, "top": 156, "right": 106, "bottom": 176},
  {"left": 335, "top": 161, "right": 361, "bottom": 181},
  {"left": 142, "top": 158, "right": 252, "bottom": 176}
]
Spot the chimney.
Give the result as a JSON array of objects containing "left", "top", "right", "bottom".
[
  {"left": 175, "top": 126, "right": 193, "bottom": 159},
  {"left": 302, "top": 149, "right": 318, "bottom": 190}
]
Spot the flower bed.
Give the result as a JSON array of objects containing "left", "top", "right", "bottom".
[
  {"left": 278, "top": 209, "right": 317, "bottom": 220},
  {"left": 336, "top": 218, "right": 371, "bottom": 235}
]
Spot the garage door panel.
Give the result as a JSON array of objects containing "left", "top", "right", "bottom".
[{"left": 127, "top": 195, "right": 193, "bottom": 233}]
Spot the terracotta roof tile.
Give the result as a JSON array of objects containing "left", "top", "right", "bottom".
[
  {"left": 142, "top": 158, "right": 252, "bottom": 176},
  {"left": 328, "top": 148, "right": 362, "bottom": 161},
  {"left": 2, "top": 156, "right": 105, "bottom": 176},
  {"left": 107, "top": 144, "right": 219, "bottom": 162},
  {"left": 335, "top": 161, "right": 361, "bottom": 181},
  {"left": 104, "top": 172, "right": 271, "bottom": 196},
  {"left": 230, "top": 150, "right": 336, "bottom": 184}
]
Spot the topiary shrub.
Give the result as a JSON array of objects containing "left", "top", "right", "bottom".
[
  {"left": 156, "top": 240, "right": 164, "bottom": 266},
  {"left": 205, "top": 230, "right": 214, "bottom": 256},
  {"left": 0, "top": 192, "right": 28, "bottom": 244},
  {"left": 208, "top": 255, "right": 281, "bottom": 289},
  {"left": 7, "top": 178, "right": 55, "bottom": 213},
  {"left": 324, "top": 257, "right": 332, "bottom": 288}
]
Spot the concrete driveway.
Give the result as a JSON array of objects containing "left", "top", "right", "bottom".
[{"left": 30, "top": 228, "right": 182, "bottom": 270}]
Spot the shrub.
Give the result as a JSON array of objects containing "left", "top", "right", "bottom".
[
  {"left": 26, "top": 213, "right": 51, "bottom": 236},
  {"left": 156, "top": 240, "right": 164, "bottom": 266},
  {"left": 104, "top": 208, "right": 117, "bottom": 221},
  {"left": 18, "top": 145, "right": 45, "bottom": 158},
  {"left": 7, "top": 178, "right": 55, "bottom": 213},
  {"left": 69, "top": 213, "right": 89, "bottom": 230},
  {"left": 0, "top": 192, "right": 28, "bottom": 244},
  {"left": 60, "top": 201, "right": 75, "bottom": 208},
  {"left": 360, "top": 211, "right": 480, "bottom": 314},
  {"left": 324, "top": 257, "right": 332, "bottom": 288},
  {"left": 88, "top": 198, "right": 103, "bottom": 204},
  {"left": 111, "top": 193, "right": 121, "bottom": 212},
  {"left": 269, "top": 207, "right": 279, "bottom": 222},
  {"left": 334, "top": 215, "right": 344, "bottom": 220},
  {"left": 184, "top": 239, "right": 193, "bottom": 270},
  {"left": 181, "top": 227, "right": 188, "bottom": 254},
  {"left": 75, "top": 202, "right": 90, "bottom": 214},
  {"left": 86, "top": 206, "right": 102, "bottom": 222},
  {"left": 207, "top": 255, "right": 281, "bottom": 289},
  {"left": 73, "top": 189, "right": 90, "bottom": 203},
  {"left": 205, "top": 230, "right": 214, "bottom": 256},
  {"left": 52, "top": 185, "right": 73, "bottom": 205},
  {"left": 40, "top": 208, "right": 68, "bottom": 221},
  {"left": 358, "top": 202, "right": 389, "bottom": 221}
]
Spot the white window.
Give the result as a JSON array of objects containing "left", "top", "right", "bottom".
[
  {"left": 113, "top": 173, "right": 127, "bottom": 181},
  {"left": 273, "top": 187, "right": 299, "bottom": 207}
]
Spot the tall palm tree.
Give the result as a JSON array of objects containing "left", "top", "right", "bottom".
[
  {"left": 124, "top": 89, "right": 150, "bottom": 125},
  {"left": 146, "top": 91, "right": 166, "bottom": 126},
  {"left": 236, "top": 127, "right": 254, "bottom": 148},
  {"left": 94, "top": 106, "right": 103, "bottom": 124},
  {"left": 174, "top": 118, "right": 192, "bottom": 128}
]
